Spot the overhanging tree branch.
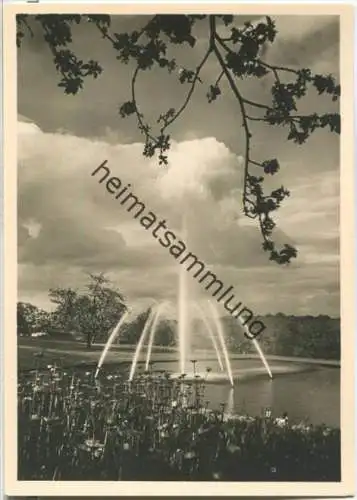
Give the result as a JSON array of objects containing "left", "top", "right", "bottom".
[{"left": 16, "top": 14, "right": 340, "bottom": 266}]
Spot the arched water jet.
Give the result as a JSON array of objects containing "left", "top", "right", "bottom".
[
  {"left": 226, "top": 387, "right": 235, "bottom": 417},
  {"left": 145, "top": 301, "right": 169, "bottom": 371},
  {"left": 237, "top": 318, "right": 273, "bottom": 379},
  {"left": 128, "top": 307, "right": 157, "bottom": 381},
  {"left": 193, "top": 302, "right": 224, "bottom": 371},
  {"left": 207, "top": 300, "right": 234, "bottom": 387},
  {"left": 95, "top": 310, "right": 129, "bottom": 378},
  {"left": 252, "top": 338, "right": 273, "bottom": 379}
]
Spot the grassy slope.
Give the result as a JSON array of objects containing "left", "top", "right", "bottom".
[{"left": 17, "top": 337, "right": 340, "bottom": 371}]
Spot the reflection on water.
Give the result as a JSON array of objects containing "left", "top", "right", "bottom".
[{"left": 153, "top": 359, "right": 340, "bottom": 427}]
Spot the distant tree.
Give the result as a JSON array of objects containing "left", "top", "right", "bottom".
[
  {"left": 119, "top": 308, "right": 176, "bottom": 347},
  {"left": 153, "top": 319, "right": 176, "bottom": 346},
  {"left": 82, "top": 273, "right": 126, "bottom": 348},
  {"left": 48, "top": 273, "right": 126, "bottom": 348},
  {"left": 48, "top": 287, "right": 79, "bottom": 332},
  {"left": 16, "top": 14, "right": 340, "bottom": 265},
  {"left": 17, "top": 301, "right": 51, "bottom": 335},
  {"left": 120, "top": 307, "right": 152, "bottom": 344},
  {"left": 17, "top": 302, "right": 37, "bottom": 335},
  {"left": 35, "top": 308, "right": 52, "bottom": 332}
]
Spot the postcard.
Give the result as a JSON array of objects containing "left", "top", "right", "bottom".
[{"left": 3, "top": 2, "right": 355, "bottom": 496}]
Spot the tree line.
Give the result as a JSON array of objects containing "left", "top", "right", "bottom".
[
  {"left": 17, "top": 273, "right": 177, "bottom": 349},
  {"left": 18, "top": 273, "right": 126, "bottom": 348},
  {"left": 222, "top": 314, "right": 340, "bottom": 360},
  {"left": 18, "top": 273, "right": 339, "bottom": 359}
]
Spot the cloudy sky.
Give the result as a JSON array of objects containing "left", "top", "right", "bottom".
[{"left": 17, "top": 14, "right": 340, "bottom": 317}]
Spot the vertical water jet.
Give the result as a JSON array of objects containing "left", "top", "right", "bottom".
[{"left": 177, "top": 215, "right": 189, "bottom": 374}]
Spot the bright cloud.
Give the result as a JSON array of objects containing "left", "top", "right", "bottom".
[{"left": 17, "top": 113, "right": 339, "bottom": 316}]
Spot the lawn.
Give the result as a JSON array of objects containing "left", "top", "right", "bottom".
[{"left": 17, "top": 337, "right": 340, "bottom": 372}]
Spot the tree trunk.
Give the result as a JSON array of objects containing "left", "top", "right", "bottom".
[{"left": 86, "top": 333, "right": 92, "bottom": 349}]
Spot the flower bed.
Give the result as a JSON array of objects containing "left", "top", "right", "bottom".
[{"left": 18, "top": 365, "right": 340, "bottom": 481}]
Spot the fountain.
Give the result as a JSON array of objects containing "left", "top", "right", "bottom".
[
  {"left": 94, "top": 220, "right": 272, "bottom": 385},
  {"left": 93, "top": 147, "right": 275, "bottom": 386},
  {"left": 94, "top": 276, "right": 273, "bottom": 387}
]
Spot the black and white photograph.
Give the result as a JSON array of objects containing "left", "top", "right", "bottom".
[{"left": 3, "top": 3, "right": 355, "bottom": 496}]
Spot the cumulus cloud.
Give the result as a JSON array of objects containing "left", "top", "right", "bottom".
[
  {"left": 158, "top": 138, "right": 240, "bottom": 202},
  {"left": 17, "top": 113, "right": 339, "bottom": 317},
  {"left": 18, "top": 119, "right": 266, "bottom": 308},
  {"left": 18, "top": 114, "right": 42, "bottom": 135}
]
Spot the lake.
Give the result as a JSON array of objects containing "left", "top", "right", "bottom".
[
  {"left": 151, "top": 358, "right": 340, "bottom": 427},
  {"left": 18, "top": 339, "right": 340, "bottom": 428}
]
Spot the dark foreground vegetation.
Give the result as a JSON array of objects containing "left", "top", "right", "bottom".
[{"left": 18, "top": 365, "right": 340, "bottom": 481}]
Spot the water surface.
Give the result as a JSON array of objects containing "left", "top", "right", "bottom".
[{"left": 152, "top": 359, "right": 340, "bottom": 427}]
